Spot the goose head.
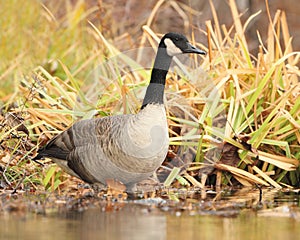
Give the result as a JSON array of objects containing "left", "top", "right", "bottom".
[{"left": 160, "top": 32, "right": 206, "bottom": 57}]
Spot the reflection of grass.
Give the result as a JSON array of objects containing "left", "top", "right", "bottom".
[{"left": 0, "top": 1, "right": 299, "bottom": 192}]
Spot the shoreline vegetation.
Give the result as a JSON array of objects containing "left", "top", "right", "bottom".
[{"left": 0, "top": 1, "right": 299, "bottom": 195}]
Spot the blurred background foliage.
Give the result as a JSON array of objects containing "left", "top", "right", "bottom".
[{"left": 1, "top": 0, "right": 299, "bottom": 98}]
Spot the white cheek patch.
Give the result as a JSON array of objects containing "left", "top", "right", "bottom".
[{"left": 164, "top": 38, "right": 182, "bottom": 56}]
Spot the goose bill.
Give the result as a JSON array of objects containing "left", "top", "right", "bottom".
[{"left": 184, "top": 42, "right": 206, "bottom": 55}]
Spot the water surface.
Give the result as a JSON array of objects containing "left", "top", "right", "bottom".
[{"left": 1, "top": 188, "right": 300, "bottom": 240}]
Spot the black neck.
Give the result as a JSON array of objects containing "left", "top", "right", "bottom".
[{"left": 141, "top": 48, "right": 172, "bottom": 109}]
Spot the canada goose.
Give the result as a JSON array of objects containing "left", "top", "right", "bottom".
[{"left": 33, "top": 32, "right": 206, "bottom": 191}]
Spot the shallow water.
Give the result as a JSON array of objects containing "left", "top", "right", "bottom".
[
  {"left": 1, "top": 205, "right": 300, "bottom": 240},
  {"left": 1, "top": 188, "right": 300, "bottom": 240}
]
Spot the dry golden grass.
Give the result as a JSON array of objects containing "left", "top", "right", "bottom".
[{"left": 0, "top": 1, "right": 299, "bottom": 193}]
